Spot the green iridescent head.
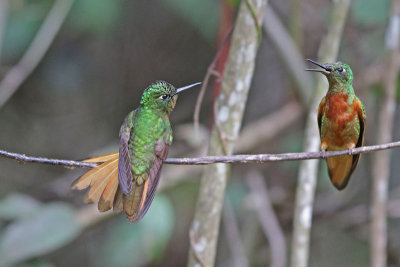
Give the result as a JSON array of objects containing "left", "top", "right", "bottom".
[
  {"left": 140, "top": 80, "right": 201, "bottom": 113},
  {"left": 306, "top": 59, "right": 353, "bottom": 86}
]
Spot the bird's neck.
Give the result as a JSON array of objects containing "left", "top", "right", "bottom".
[
  {"left": 140, "top": 105, "right": 169, "bottom": 121},
  {"left": 328, "top": 82, "right": 354, "bottom": 96}
]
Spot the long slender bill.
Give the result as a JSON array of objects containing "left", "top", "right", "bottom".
[
  {"left": 305, "top": 59, "right": 330, "bottom": 74},
  {"left": 175, "top": 82, "right": 202, "bottom": 94}
]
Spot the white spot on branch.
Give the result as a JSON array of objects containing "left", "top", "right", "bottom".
[
  {"left": 300, "top": 206, "right": 312, "bottom": 229},
  {"left": 193, "top": 237, "right": 207, "bottom": 253},
  {"left": 218, "top": 106, "right": 229, "bottom": 122}
]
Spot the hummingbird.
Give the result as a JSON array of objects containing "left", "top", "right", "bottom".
[
  {"left": 306, "top": 59, "right": 366, "bottom": 190},
  {"left": 72, "top": 81, "right": 200, "bottom": 222}
]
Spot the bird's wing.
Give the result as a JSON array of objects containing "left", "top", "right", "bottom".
[
  {"left": 123, "top": 130, "right": 171, "bottom": 222},
  {"left": 118, "top": 110, "right": 137, "bottom": 195},
  {"left": 141, "top": 137, "right": 170, "bottom": 217},
  {"left": 317, "top": 96, "right": 326, "bottom": 137},
  {"left": 349, "top": 97, "right": 366, "bottom": 175}
]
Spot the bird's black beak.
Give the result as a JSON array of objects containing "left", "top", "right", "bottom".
[
  {"left": 305, "top": 59, "right": 331, "bottom": 75},
  {"left": 175, "top": 82, "right": 202, "bottom": 95}
]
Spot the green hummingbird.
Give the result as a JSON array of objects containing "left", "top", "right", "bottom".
[
  {"left": 306, "top": 59, "right": 366, "bottom": 190},
  {"left": 72, "top": 81, "right": 200, "bottom": 222}
]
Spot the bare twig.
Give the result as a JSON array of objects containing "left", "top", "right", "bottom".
[
  {"left": 290, "top": 1, "right": 350, "bottom": 267},
  {"left": 0, "top": 0, "right": 75, "bottom": 108},
  {"left": 246, "top": 171, "right": 286, "bottom": 267},
  {"left": 193, "top": 29, "right": 232, "bottom": 134},
  {"left": 1, "top": 141, "right": 400, "bottom": 167},
  {"left": 245, "top": 0, "right": 262, "bottom": 45},
  {"left": 370, "top": 1, "right": 400, "bottom": 266}
]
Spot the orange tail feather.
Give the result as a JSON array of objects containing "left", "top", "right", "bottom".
[
  {"left": 327, "top": 155, "right": 353, "bottom": 190},
  {"left": 72, "top": 153, "right": 120, "bottom": 212},
  {"left": 84, "top": 160, "right": 118, "bottom": 204},
  {"left": 82, "top": 152, "right": 119, "bottom": 163},
  {"left": 98, "top": 169, "right": 119, "bottom": 212}
]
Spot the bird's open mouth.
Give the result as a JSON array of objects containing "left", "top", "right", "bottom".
[{"left": 305, "top": 59, "right": 332, "bottom": 74}]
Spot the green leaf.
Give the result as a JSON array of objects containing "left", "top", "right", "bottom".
[
  {"left": 0, "top": 194, "right": 41, "bottom": 220},
  {"left": 164, "top": 0, "right": 220, "bottom": 43},
  {"left": 0, "top": 203, "right": 81, "bottom": 265},
  {"left": 97, "top": 195, "right": 175, "bottom": 267}
]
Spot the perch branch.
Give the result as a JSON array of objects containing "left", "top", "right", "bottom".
[{"left": 1, "top": 140, "right": 400, "bottom": 167}]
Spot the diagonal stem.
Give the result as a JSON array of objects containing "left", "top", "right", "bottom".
[{"left": 0, "top": 0, "right": 75, "bottom": 108}]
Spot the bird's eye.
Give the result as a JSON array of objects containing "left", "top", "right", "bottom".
[
  {"left": 159, "top": 94, "right": 169, "bottom": 100},
  {"left": 337, "top": 67, "right": 344, "bottom": 73}
]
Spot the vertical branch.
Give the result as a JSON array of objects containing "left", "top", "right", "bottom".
[
  {"left": 290, "top": 1, "right": 350, "bottom": 267},
  {"left": 370, "top": 1, "right": 400, "bottom": 266},
  {"left": 0, "top": 0, "right": 75, "bottom": 108},
  {"left": 187, "top": 0, "right": 268, "bottom": 266}
]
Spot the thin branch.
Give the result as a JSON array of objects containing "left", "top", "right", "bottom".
[
  {"left": 1, "top": 141, "right": 400, "bottom": 167},
  {"left": 370, "top": 1, "right": 400, "bottom": 266},
  {"left": 0, "top": 0, "right": 75, "bottom": 108},
  {"left": 193, "top": 28, "right": 232, "bottom": 134}
]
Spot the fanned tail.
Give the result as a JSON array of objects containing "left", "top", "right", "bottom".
[
  {"left": 82, "top": 152, "right": 119, "bottom": 163},
  {"left": 72, "top": 152, "right": 120, "bottom": 212},
  {"left": 72, "top": 151, "right": 163, "bottom": 222}
]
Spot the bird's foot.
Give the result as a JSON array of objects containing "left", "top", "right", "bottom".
[
  {"left": 348, "top": 147, "right": 354, "bottom": 155},
  {"left": 321, "top": 149, "right": 327, "bottom": 159}
]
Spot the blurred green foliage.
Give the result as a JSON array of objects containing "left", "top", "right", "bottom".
[
  {"left": 0, "top": 194, "right": 42, "bottom": 221},
  {"left": 0, "top": 195, "right": 81, "bottom": 265},
  {"left": 2, "top": 2, "right": 47, "bottom": 62},
  {"left": 163, "top": 0, "right": 219, "bottom": 43},
  {"left": 95, "top": 195, "right": 174, "bottom": 267},
  {"left": 67, "top": 0, "right": 121, "bottom": 36},
  {"left": 0, "top": 193, "right": 175, "bottom": 267},
  {"left": 352, "top": 0, "right": 390, "bottom": 26}
]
